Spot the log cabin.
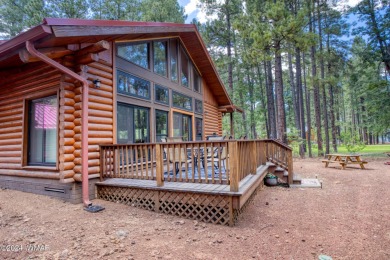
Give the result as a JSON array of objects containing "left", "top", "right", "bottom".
[{"left": 0, "top": 18, "right": 242, "bottom": 204}]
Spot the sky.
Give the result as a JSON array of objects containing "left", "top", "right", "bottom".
[{"left": 178, "top": 0, "right": 364, "bottom": 24}]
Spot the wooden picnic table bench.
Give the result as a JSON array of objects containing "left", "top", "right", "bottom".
[{"left": 322, "top": 154, "right": 368, "bottom": 170}]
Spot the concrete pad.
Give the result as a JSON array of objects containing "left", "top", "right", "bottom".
[{"left": 290, "top": 178, "right": 321, "bottom": 188}]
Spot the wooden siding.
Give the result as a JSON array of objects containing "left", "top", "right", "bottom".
[
  {"left": 0, "top": 45, "right": 114, "bottom": 182},
  {"left": 62, "top": 46, "right": 114, "bottom": 181},
  {"left": 0, "top": 63, "right": 61, "bottom": 177},
  {"left": 203, "top": 79, "right": 222, "bottom": 137}
]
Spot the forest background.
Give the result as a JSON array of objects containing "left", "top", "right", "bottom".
[{"left": 0, "top": 0, "right": 389, "bottom": 158}]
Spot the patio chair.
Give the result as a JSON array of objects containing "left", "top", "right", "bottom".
[
  {"left": 206, "top": 142, "right": 227, "bottom": 170},
  {"left": 165, "top": 137, "right": 192, "bottom": 174},
  {"left": 202, "top": 135, "right": 226, "bottom": 169}
]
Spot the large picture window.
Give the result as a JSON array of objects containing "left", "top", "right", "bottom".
[
  {"left": 117, "top": 42, "right": 149, "bottom": 69},
  {"left": 195, "top": 118, "right": 203, "bottom": 141},
  {"left": 193, "top": 69, "right": 201, "bottom": 93},
  {"left": 153, "top": 41, "right": 167, "bottom": 77},
  {"left": 172, "top": 91, "right": 192, "bottom": 111},
  {"left": 195, "top": 99, "right": 203, "bottom": 114},
  {"left": 170, "top": 39, "right": 178, "bottom": 82},
  {"left": 155, "top": 85, "right": 169, "bottom": 105},
  {"left": 117, "top": 103, "right": 149, "bottom": 144},
  {"left": 156, "top": 110, "right": 168, "bottom": 142},
  {"left": 117, "top": 70, "right": 150, "bottom": 100},
  {"left": 27, "top": 95, "right": 57, "bottom": 166},
  {"left": 173, "top": 112, "right": 192, "bottom": 141},
  {"left": 180, "top": 47, "right": 189, "bottom": 88}
]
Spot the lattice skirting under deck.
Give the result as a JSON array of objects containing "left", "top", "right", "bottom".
[{"left": 97, "top": 185, "right": 240, "bottom": 226}]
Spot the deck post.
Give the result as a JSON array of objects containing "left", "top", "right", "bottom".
[
  {"left": 287, "top": 149, "right": 293, "bottom": 185},
  {"left": 99, "top": 146, "right": 104, "bottom": 181},
  {"left": 156, "top": 144, "right": 164, "bottom": 187},
  {"left": 258, "top": 141, "right": 266, "bottom": 165},
  {"left": 251, "top": 140, "right": 257, "bottom": 173},
  {"left": 229, "top": 141, "right": 239, "bottom": 192}
]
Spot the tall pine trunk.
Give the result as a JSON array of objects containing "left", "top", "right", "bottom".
[
  {"left": 310, "top": 0, "right": 324, "bottom": 156},
  {"left": 326, "top": 32, "right": 338, "bottom": 152},
  {"left": 288, "top": 52, "right": 300, "bottom": 132},
  {"left": 275, "top": 44, "right": 287, "bottom": 143},
  {"left": 303, "top": 52, "right": 313, "bottom": 157},
  {"left": 296, "top": 48, "right": 306, "bottom": 157},
  {"left": 265, "top": 60, "right": 277, "bottom": 139},
  {"left": 317, "top": 0, "right": 329, "bottom": 155}
]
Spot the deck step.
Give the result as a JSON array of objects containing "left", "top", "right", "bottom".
[
  {"left": 273, "top": 170, "right": 288, "bottom": 183},
  {"left": 293, "top": 173, "right": 302, "bottom": 184},
  {"left": 275, "top": 166, "right": 285, "bottom": 172}
]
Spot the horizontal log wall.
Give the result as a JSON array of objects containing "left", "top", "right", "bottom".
[
  {"left": 0, "top": 45, "right": 114, "bottom": 183},
  {"left": 72, "top": 56, "right": 114, "bottom": 179},
  {"left": 0, "top": 63, "right": 61, "bottom": 177},
  {"left": 203, "top": 79, "right": 223, "bottom": 137}
]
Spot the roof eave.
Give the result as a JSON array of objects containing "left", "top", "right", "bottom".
[{"left": 0, "top": 25, "right": 52, "bottom": 56}]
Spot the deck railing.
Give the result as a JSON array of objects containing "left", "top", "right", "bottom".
[{"left": 100, "top": 139, "right": 294, "bottom": 191}]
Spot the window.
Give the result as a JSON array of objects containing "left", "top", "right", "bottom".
[
  {"left": 172, "top": 91, "right": 192, "bottom": 111},
  {"left": 170, "top": 39, "right": 178, "bottom": 82},
  {"left": 155, "top": 85, "right": 169, "bottom": 105},
  {"left": 195, "top": 99, "right": 203, "bottom": 114},
  {"left": 27, "top": 95, "right": 57, "bottom": 166},
  {"left": 117, "top": 70, "right": 150, "bottom": 100},
  {"left": 195, "top": 118, "right": 203, "bottom": 141},
  {"left": 156, "top": 110, "right": 168, "bottom": 142},
  {"left": 180, "top": 47, "right": 189, "bottom": 88},
  {"left": 117, "top": 103, "right": 149, "bottom": 144},
  {"left": 117, "top": 42, "right": 149, "bottom": 69},
  {"left": 173, "top": 112, "right": 192, "bottom": 141},
  {"left": 193, "top": 69, "right": 201, "bottom": 93},
  {"left": 153, "top": 41, "right": 167, "bottom": 77}
]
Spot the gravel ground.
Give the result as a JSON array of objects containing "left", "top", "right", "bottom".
[{"left": 1, "top": 157, "right": 389, "bottom": 260}]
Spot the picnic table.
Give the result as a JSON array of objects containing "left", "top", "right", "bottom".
[{"left": 322, "top": 154, "right": 368, "bottom": 169}]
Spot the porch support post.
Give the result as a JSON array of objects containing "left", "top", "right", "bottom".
[
  {"left": 287, "top": 149, "right": 294, "bottom": 185},
  {"left": 230, "top": 112, "right": 234, "bottom": 137},
  {"left": 156, "top": 144, "right": 164, "bottom": 187},
  {"left": 229, "top": 141, "right": 239, "bottom": 192}
]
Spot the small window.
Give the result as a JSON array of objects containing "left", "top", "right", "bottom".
[
  {"left": 153, "top": 41, "right": 167, "bottom": 77},
  {"left": 170, "top": 39, "right": 178, "bottom": 82},
  {"left": 117, "top": 42, "right": 149, "bottom": 69},
  {"left": 193, "top": 69, "right": 201, "bottom": 93},
  {"left": 195, "top": 99, "right": 203, "bottom": 114},
  {"left": 155, "top": 85, "right": 169, "bottom": 105},
  {"left": 195, "top": 118, "right": 203, "bottom": 141},
  {"left": 27, "top": 95, "right": 57, "bottom": 166},
  {"left": 156, "top": 110, "right": 168, "bottom": 142},
  {"left": 117, "top": 70, "right": 150, "bottom": 100},
  {"left": 180, "top": 47, "right": 189, "bottom": 88},
  {"left": 172, "top": 91, "right": 192, "bottom": 111}
]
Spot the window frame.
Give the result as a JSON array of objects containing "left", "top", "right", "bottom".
[
  {"left": 117, "top": 70, "right": 151, "bottom": 100},
  {"left": 195, "top": 99, "right": 203, "bottom": 114},
  {"left": 117, "top": 102, "right": 150, "bottom": 144},
  {"left": 172, "top": 91, "right": 193, "bottom": 112},
  {"left": 153, "top": 40, "right": 168, "bottom": 77},
  {"left": 193, "top": 68, "right": 202, "bottom": 93},
  {"left": 22, "top": 90, "right": 59, "bottom": 169},
  {"left": 155, "top": 110, "right": 169, "bottom": 142},
  {"left": 117, "top": 41, "right": 150, "bottom": 70},
  {"left": 154, "top": 84, "right": 169, "bottom": 106},
  {"left": 179, "top": 46, "right": 190, "bottom": 88},
  {"left": 170, "top": 39, "right": 179, "bottom": 83}
]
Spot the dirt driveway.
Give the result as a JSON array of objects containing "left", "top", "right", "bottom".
[{"left": 1, "top": 158, "right": 390, "bottom": 259}]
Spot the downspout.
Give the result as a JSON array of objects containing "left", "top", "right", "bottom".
[{"left": 26, "top": 40, "right": 92, "bottom": 207}]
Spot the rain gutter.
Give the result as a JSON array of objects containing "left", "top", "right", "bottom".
[{"left": 26, "top": 40, "right": 92, "bottom": 207}]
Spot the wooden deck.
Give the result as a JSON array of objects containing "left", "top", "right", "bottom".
[
  {"left": 97, "top": 140, "right": 294, "bottom": 226},
  {"left": 97, "top": 165, "right": 269, "bottom": 226}
]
